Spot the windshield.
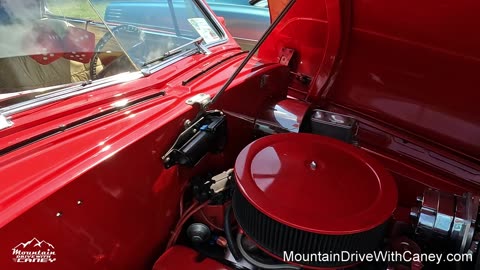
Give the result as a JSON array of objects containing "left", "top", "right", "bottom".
[{"left": 0, "top": 0, "right": 222, "bottom": 103}]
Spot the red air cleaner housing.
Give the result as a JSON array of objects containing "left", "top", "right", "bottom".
[{"left": 233, "top": 133, "right": 398, "bottom": 268}]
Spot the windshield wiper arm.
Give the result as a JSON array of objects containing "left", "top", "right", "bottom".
[
  {"left": 142, "top": 49, "right": 183, "bottom": 67},
  {"left": 142, "top": 37, "right": 211, "bottom": 67},
  {"left": 168, "top": 37, "right": 211, "bottom": 56}
]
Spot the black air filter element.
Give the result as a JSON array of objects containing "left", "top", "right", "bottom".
[{"left": 233, "top": 190, "right": 387, "bottom": 268}]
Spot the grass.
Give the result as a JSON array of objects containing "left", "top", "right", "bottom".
[{"left": 46, "top": 0, "right": 111, "bottom": 21}]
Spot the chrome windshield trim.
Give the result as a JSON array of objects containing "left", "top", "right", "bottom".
[
  {"left": 0, "top": 72, "right": 144, "bottom": 118},
  {"left": 196, "top": 0, "right": 228, "bottom": 41},
  {"left": 0, "top": 0, "right": 229, "bottom": 131}
]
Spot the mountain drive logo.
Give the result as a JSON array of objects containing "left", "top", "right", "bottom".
[{"left": 12, "top": 237, "right": 56, "bottom": 263}]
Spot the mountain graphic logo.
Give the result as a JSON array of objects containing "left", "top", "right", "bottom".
[
  {"left": 13, "top": 238, "right": 55, "bottom": 249},
  {"left": 12, "top": 237, "right": 56, "bottom": 263}
]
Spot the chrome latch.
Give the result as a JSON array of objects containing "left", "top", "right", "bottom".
[
  {"left": 278, "top": 47, "right": 295, "bottom": 66},
  {"left": 186, "top": 93, "right": 211, "bottom": 110},
  {"left": 0, "top": 114, "right": 13, "bottom": 130}
]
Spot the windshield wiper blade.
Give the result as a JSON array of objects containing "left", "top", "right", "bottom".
[{"left": 142, "top": 37, "right": 211, "bottom": 67}]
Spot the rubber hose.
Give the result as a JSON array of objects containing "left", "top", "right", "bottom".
[
  {"left": 236, "top": 233, "right": 301, "bottom": 270},
  {"left": 224, "top": 204, "right": 242, "bottom": 260}
]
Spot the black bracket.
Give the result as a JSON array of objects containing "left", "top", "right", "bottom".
[{"left": 162, "top": 111, "right": 227, "bottom": 169}]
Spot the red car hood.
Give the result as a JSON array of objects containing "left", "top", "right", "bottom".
[{"left": 260, "top": 0, "right": 480, "bottom": 186}]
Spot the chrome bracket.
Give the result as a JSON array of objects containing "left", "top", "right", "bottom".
[
  {"left": 186, "top": 93, "right": 211, "bottom": 110},
  {"left": 193, "top": 38, "right": 211, "bottom": 55},
  {"left": 196, "top": 42, "right": 211, "bottom": 55},
  {"left": 0, "top": 114, "right": 13, "bottom": 130}
]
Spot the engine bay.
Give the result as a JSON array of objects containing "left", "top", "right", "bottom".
[
  {"left": 1, "top": 1, "right": 479, "bottom": 269},
  {"left": 151, "top": 110, "right": 480, "bottom": 270}
]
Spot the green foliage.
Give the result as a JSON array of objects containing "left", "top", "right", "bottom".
[{"left": 46, "top": 0, "right": 110, "bottom": 21}]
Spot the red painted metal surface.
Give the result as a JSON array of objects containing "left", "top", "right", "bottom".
[
  {"left": 193, "top": 203, "right": 227, "bottom": 231},
  {"left": 261, "top": 0, "right": 480, "bottom": 193},
  {"left": 259, "top": 0, "right": 346, "bottom": 100},
  {"left": 324, "top": 0, "right": 480, "bottom": 164},
  {"left": 328, "top": 106, "right": 480, "bottom": 202},
  {"left": 0, "top": 0, "right": 479, "bottom": 269},
  {"left": 152, "top": 246, "right": 231, "bottom": 270},
  {"left": 234, "top": 133, "right": 398, "bottom": 234},
  {"left": 0, "top": 39, "right": 290, "bottom": 269}
]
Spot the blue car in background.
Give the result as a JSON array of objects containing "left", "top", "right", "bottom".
[
  {"left": 104, "top": 0, "right": 270, "bottom": 50},
  {"left": 205, "top": 0, "right": 269, "bottom": 48}
]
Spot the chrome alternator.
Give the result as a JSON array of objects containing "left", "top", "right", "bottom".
[{"left": 411, "top": 189, "right": 480, "bottom": 254}]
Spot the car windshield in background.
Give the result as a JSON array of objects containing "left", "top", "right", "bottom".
[
  {"left": 0, "top": 0, "right": 222, "bottom": 103},
  {"left": 205, "top": 0, "right": 270, "bottom": 50}
]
